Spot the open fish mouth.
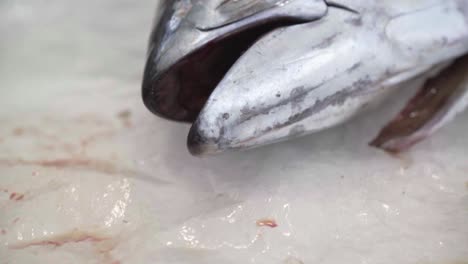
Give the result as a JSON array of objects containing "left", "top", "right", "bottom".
[
  {"left": 143, "top": 18, "right": 310, "bottom": 122},
  {"left": 142, "top": 0, "right": 328, "bottom": 122},
  {"left": 142, "top": 0, "right": 468, "bottom": 156}
]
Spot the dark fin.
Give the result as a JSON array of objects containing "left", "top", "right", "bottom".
[{"left": 370, "top": 54, "right": 468, "bottom": 153}]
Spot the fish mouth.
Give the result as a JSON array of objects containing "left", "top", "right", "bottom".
[{"left": 142, "top": 17, "right": 312, "bottom": 123}]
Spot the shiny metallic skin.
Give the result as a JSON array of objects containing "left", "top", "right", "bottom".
[{"left": 142, "top": 0, "right": 468, "bottom": 155}]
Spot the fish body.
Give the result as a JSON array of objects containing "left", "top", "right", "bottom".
[{"left": 142, "top": 0, "right": 468, "bottom": 155}]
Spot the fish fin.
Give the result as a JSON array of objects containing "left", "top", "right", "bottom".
[{"left": 370, "top": 54, "right": 468, "bottom": 153}]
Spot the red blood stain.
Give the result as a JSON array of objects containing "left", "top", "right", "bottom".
[
  {"left": 13, "top": 217, "right": 20, "bottom": 224},
  {"left": 256, "top": 219, "right": 278, "bottom": 228},
  {"left": 117, "top": 109, "right": 132, "bottom": 128},
  {"left": 80, "top": 130, "right": 115, "bottom": 148},
  {"left": 0, "top": 158, "right": 135, "bottom": 176},
  {"left": 9, "top": 229, "right": 120, "bottom": 264},
  {"left": 1, "top": 229, "right": 6, "bottom": 235},
  {"left": 9, "top": 192, "right": 24, "bottom": 201},
  {"left": 13, "top": 127, "right": 24, "bottom": 136},
  {"left": 11, "top": 231, "right": 108, "bottom": 249}
]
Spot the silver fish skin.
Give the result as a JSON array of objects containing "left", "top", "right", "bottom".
[{"left": 142, "top": 0, "right": 468, "bottom": 155}]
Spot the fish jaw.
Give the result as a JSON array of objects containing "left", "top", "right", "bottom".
[
  {"left": 142, "top": 0, "right": 327, "bottom": 122},
  {"left": 187, "top": 2, "right": 468, "bottom": 156}
]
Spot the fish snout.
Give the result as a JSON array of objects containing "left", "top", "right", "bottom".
[{"left": 187, "top": 9, "right": 390, "bottom": 155}]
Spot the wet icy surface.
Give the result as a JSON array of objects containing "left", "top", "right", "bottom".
[{"left": 0, "top": 1, "right": 467, "bottom": 263}]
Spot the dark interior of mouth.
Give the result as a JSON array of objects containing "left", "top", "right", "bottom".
[{"left": 145, "top": 18, "right": 306, "bottom": 122}]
